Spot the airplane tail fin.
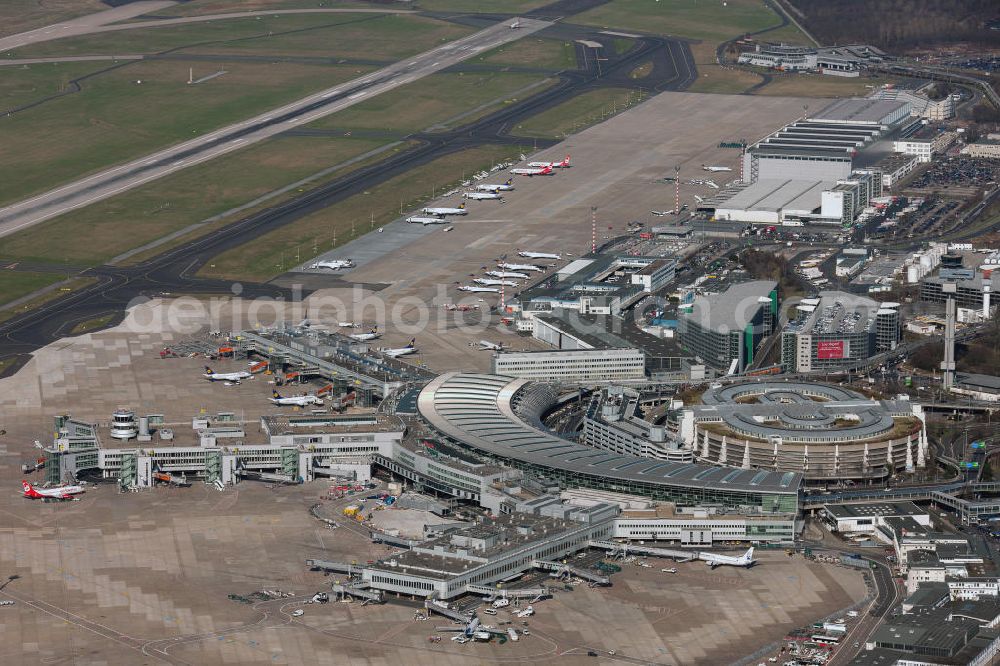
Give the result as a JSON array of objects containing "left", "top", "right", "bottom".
[
  {"left": 22, "top": 480, "right": 32, "bottom": 494},
  {"left": 272, "top": 390, "right": 282, "bottom": 399},
  {"left": 744, "top": 547, "right": 755, "bottom": 563},
  {"left": 459, "top": 202, "right": 466, "bottom": 209},
  {"left": 204, "top": 366, "right": 214, "bottom": 374},
  {"left": 407, "top": 338, "right": 415, "bottom": 348},
  {"left": 562, "top": 155, "right": 570, "bottom": 165},
  {"left": 542, "top": 166, "right": 552, "bottom": 174}
]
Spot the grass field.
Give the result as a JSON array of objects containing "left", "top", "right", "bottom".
[
  {"left": 514, "top": 88, "right": 646, "bottom": 139},
  {"left": 68, "top": 314, "right": 117, "bottom": 335},
  {"left": 413, "top": 0, "right": 550, "bottom": 11},
  {"left": 0, "top": 0, "right": 105, "bottom": 38},
  {"left": 477, "top": 38, "right": 577, "bottom": 70},
  {"left": 200, "top": 143, "right": 527, "bottom": 281},
  {"left": 757, "top": 21, "right": 815, "bottom": 46},
  {"left": 0, "top": 277, "right": 97, "bottom": 324},
  {"left": 755, "top": 73, "right": 895, "bottom": 97},
  {"left": 576, "top": 0, "right": 782, "bottom": 43},
  {"left": 687, "top": 42, "right": 761, "bottom": 94},
  {"left": 153, "top": 1, "right": 386, "bottom": 17},
  {"left": 0, "top": 272, "right": 66, "bottom": 308},
  {"left": 0, "top": 135, "right": 393, "bottom": 266},
  {"left": 309, "top": 71, "right": 555, "bottom": 135},
  {"left": 0, "top": 60, "right": 375, "bottom": 208},
  {"left": 13, "top": 13, "right": 472, "bottom": 61},
  {"left": 0, "top": 61, "right": 116, "bottom": 111}
]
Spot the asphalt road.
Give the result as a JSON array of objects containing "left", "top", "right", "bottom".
[
  {"left": 0, "top": 18, "right": 550, "bottom": 237},
  {"left": 0, "top": 22, "right": 694, "bottom": 371}
]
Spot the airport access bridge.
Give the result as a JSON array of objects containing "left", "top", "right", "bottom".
[{"left": 803, "top": 481, "right": 1000, "bottom": 525}]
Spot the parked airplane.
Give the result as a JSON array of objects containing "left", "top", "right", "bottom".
[
  {"left": 485, "top": 270, "right": 529, "bottom": 280},
  {"left": 651, "top": 210, "right": 676, "bottom": 217},
  {"left": 203, "top": 366, "right": 252, "bottom": 382},
  {"left": 498, "top": 262, "right": 543, "bottom": 273},
  {"left": 518, "top": 250, "right": 560, "bottom": 260},
  {"left": 527, "top": 155, "right": 570, "bottom": 169},
  {"left": 310, "top": 259, "right": 354, "bottom": 270},
  {"left": 476, "top": 179, "right": 514, "bottom": 193},
  {"left": 702, "top": 165, "right": 732, "bottom": 172},
  {"left": 271, "top": 391, "right": 323, "bottom": 407},
  {"left": 479, "top": 340, "right": 506, "bottom": 351},
  {"left": 406, "top": 216, "right": 448, "bottom": 225},
  {"left": 694, "top": 194, "right": 705, "bottom": 204},
  {"left": 383, "top": 339, "right": 417, "bottom": 358},
  {"left": 22, "top": 480, "right": 84, "bottom": 501},
  {"left": 350, "top": 327, "right": 381, "bottom": 342},
  {"left": 474, "top": 278, "right": 517, "bottom": 287},
  {"left": 509, "top": 165, "right": 553, "bottom": 177},
  {"left": 510, "top": 19, "right": 521, "bottom": 29},
  {"left": 705, "top": 180, "right": 720, "bottom": 189},
  {"left": 700, "top": 548, "right": 755, "bottom": 569},
  {"left": 463, "top": 191, "right": 503, "bottom": 201},
  {"left": 661, "top": 567, "right": 678, "bottom": 574},
  {"left": 422, "top": 203, "right": 467, "bottom": 216},
  {"left": 458, "top": 285, "right": 500, "bottom": 293}
]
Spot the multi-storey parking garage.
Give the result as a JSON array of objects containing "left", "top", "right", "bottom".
[
  {"left": 417, "top": 373, "right": 801, "bottom": 514},
  {"left": 675, "top": 381, "right": 929, "bottom": 482}
]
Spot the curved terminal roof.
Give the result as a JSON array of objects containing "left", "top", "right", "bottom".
[
  {"left": 418, "top": 373, "right": 801, "bottom": 495},
  {"left": 695, "top": 381, "right": 910, "bottom": 444}
]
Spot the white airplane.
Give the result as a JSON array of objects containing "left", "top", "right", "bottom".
[
  {"left": 407, "top": 216, "right": 448, "bottom": 225},
  {"left": 474, "top": 278, "right": 517, "bottom": 287},
  {"left": 22, "top": 480, "right": 84, "bottom": 501},
  {"left": 383, "top": 338, "right": 417, "bottom": 358},
  {"left": 476, "top": 179, "right": 514, "bottom": 193},
  {"left": 510, "top": 164, "right": 553, "bottom": 177},
  {"left": 350, "top": 327, "right": 381, "bottom": 342},
  {"left": 518, "top": 250, "right": 560, "bottom": 260},
  {"left": 510, "top": 19, "right": 521, "bottom": 29},
  {"left": 442, "top": 617, "right": 480, "bottom": 637},
  {"left": 479, "top": 340, "right": 506, "bottom": 351},
  {"left": 702, "top": 165, "right": 733, "bottom": 172},
  {"left": 651, "top": 210, "right": 676, "bottom": 217},
  {"left": 458, "top": 285, "right": 500, "bottom": 293},
  {"left": 463, "top": 191, "right": 503, "bottom": 201},
  {"left": 705, "top": 180, "right": 720, "bottom": 189},
  {"left": 422, "top": 203, "right": 467, "bottom": 216},
  {"left": 485, "top": 270, "right": 529, "bottom": 279},
  {"left": 498, "top": 262, "right": 543, "bottom": 273},
  {"left": 203, "top": 366, "right": 252, "bottom": 382},
  {"left": 271, "top": 391, "right": 324, "bottom": 407},
  {"left": 310, "top": 259, "right": 354, "bottom": 270},
  {"left": 700, "top": 547, "right": 755, "bottom": 569},
  {"left": 528, "top": 155, "right": 570, "bottom": 169},
  {"left": 694, "top": 194, "right": 705, "bottom": 204},
  {"left": 338, "top": 321, "right": 357, "bottom": 328},
  {"left": 661, "top": 567, "right": 678, "bottom": 574}
]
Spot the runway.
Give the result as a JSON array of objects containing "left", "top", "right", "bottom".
[
  {"left": 0, "top": 24, "right": 696, "bottom": 372},
  {"left": 0, "top": 4, "right": 418, "bottom": 54},
  {"left": 0, "top": 17, "right": 549, "bottom": 238}
]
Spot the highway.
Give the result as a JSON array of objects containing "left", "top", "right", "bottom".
[{"left": 0, "top": 18, "right": 550, "bottom": 237}]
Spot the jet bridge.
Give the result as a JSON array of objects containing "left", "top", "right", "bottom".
[
  {"left": 588, "top": 540, "right": 695, "bottom": 562},
  {"left": 425, "top": 599, "right": 474, "bottom": 622},
  {"left": 533, "top": 559, "right": 610, "bottom": 586},
  {"left": 331, "top": 581, "right": 383, "bottom": 603},
  {"left": 465, "top": 584, "right": 548, "bottom": 599}
]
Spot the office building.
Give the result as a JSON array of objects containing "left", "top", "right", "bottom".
[{"left": 491, "top": 348, "right": 646, "bottom": 383}]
